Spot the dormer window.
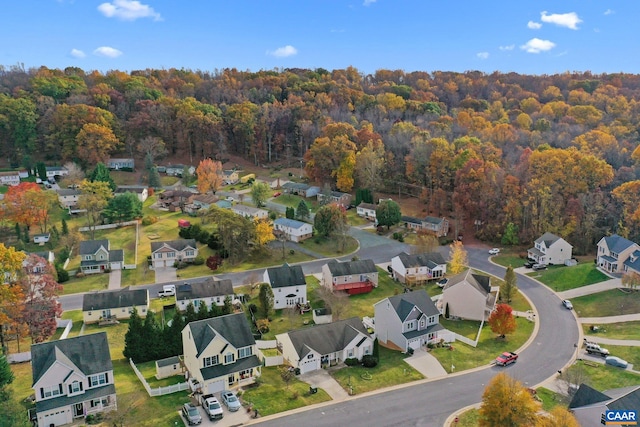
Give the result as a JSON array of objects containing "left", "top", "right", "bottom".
[
  {"left": 224, "top": 353, "right": 235, "bottom": 364},
  {"left": 68, "top": 380, "right": 83, "bottom": 394}
]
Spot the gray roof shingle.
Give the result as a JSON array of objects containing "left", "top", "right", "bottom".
[
  {"left": 326, "top": 259, "right": 377, "bottom": 277},
  {"left": 386, "top": 290, "right": 440, "bottom": 321},
  {"left": 265, "top": 264, "right": 306, "bottom": 288},
  {"left": 82, "top": 287, "right": 148, "bottom": 311},
  {"left": 79, "top": 239, "right": 109, "bottom": 255},
  {"left": 176, "top": 279, "right": 233, "bottom": 301},
  {"left": 444, "top": 270, "right": 491, "bottom": 295},
  {"left": 284, "top": 317, "right": 370, "bottom": 358},
  {"left": 150, "top": 239, "right": 197, "bottom": 253},
  {"left": 604, "top": 234, "right": 638, "bottom": 254},
  {"left": 397, "top": 252, "right": 447, "bottom": 269},
  {"left": 186, "top": 313, "right": 256, "bottom": 358}
]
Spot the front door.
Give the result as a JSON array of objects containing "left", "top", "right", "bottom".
[
  {"left": 102, "top": 309, "right": 111, "bottom": 318},
  {"left": 228, "top": 374, "right": 235, "bottom": 386},
  {"left": 73, "top": 402, "right": 84, "bottom": 418}
]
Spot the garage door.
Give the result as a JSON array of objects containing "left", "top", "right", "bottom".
[
  {"left": 153, "top": 260, "right": 166, "bottom": 268},
  {"left": 43, "top": 409, "right": 69, "bottom": 426},
  {"left": 408, "top": 339, "right": 421, "bottom": 350},
  {"left": 207, "top": 380, "right": 225, "bottom": 394},
  {"left": 299, "top": 358, "right": 320, "bottom": 374}
]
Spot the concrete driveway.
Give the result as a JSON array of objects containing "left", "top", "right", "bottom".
[
  {"left": 155, "top": 266, "right": 178, "bottom": 283},
  {"left": 108, "top": 270, "right": 121, "bottom": 290},
  {"left": 404, "top": 347, "right": 448, "bottom": 379},
  {"left": 299, "top": 369, "right": 349, "bottom": 401}
]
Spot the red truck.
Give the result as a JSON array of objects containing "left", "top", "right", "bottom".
[{"left": 495, "top": 351, "right": 518, "bottom": 366}]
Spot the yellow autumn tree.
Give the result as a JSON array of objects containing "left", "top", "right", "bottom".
[
  {"left": 478, "top": 372, "right": 538, "bottom": 427},
  {"left": 196, "top": 158, "right": 224, "bottom": 195},
  {"left": 448, "top": 240, "right": 468, "bottom": 274},
  {"left": 535, "top": 406, "right": 580, "bottom": 427},
  {"left": 335, "top": 151, "right": 356, "bottom": 192},
  {"left": 0, "top": 243, "right": 27, "bottom": 282},
  {"left": 254, "top": 219, "right": 275, "bottom": 246}
]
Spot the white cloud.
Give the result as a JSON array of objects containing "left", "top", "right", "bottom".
[
  {"left": 527, "top": 21, "right": 542, "bottom": 29},
  {"left": 330, "top": 29, "right": 346, "bottom": 33},
  {"left": 520, "top": 38, "right": 556, "bottom": 53},
  {"left": 93, "top": 46, "right": 123, "bottom": 58},
  {"left": 98, "top": 0, "right": 162, "bottom": 21},
  {"left": 363, "top": 0, "right": 376, "bottom": 5},
  {"left": 604, "top": 9, "right": 614, "bottom": 16},
  {"left": 499, "top": 44, "right": 515, "bottom": 51},
  {"left": 476, "top": 52, "right": 489, "bottom": 60},
  {"left": 540, "top": 11, "right": 582, "bottom": 30},
  {"left": 267, "top": 45, "right": 298, "bottom": 58},
  {"left": 70, "top": 49, "right": 86, "bottom": 58}
]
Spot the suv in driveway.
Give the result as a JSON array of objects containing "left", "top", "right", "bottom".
[
  {"left": 532, "top": 263, "right": 547, "bottom": 271},
  {"left": 182, "top": 403, "right": 202, "bottom": 425}
]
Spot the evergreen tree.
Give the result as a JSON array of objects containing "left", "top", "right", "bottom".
[
  {"left": 501, "top": 265, "right": 517, "bottom": 303},
  {"left": 501, "top": 222, "right": 519, "bottom": 245},
  {"left": 141, "top": 311, "right": 161, "bottom": 362},
  {"left": 61, "top": 218, "right": 68, "bottom": 235},
  {"left": 295, "top": 200, "right": 310, "bottom": 221},
  {"left": 55, "top": 264, "right": 69, "bottom": 283},
  {"left": 89, "top": 163, "right": 116, "bottom": 191},
  {"left": 209, "top": 302, "right": 222, "bottom": 318},
  {"left": 0, "top": 355, "right": 14, "bottom": 389},
  {"left": 14, "top": 223, "right": 21, "bottom": 242},
  {"left": 163, "top": 310, "right": 185, "bottom": 358},
  {"left": 22, "top": 226, "right": 29, "bottom": 244},
  {"left": 123, "top": 308, "right": 144, "bottom": 362},
  {"left": 184, "top": 302, "right": 198, "bottom": 324},
  {"left": 285, "top": 206, "right": 295, "bottom": 219},
  {"left": 222, "top": 295, "right": 233, "bottom": 315},
  {"left": 258, "top": 283, "right": 274, "bottom": 318},
  {"left": 355, "top": 188, "right": 373, "bottom": 205},
  {"left": 196, "top": 301, "right": 209, "bottom": 320},
  {"left": 36, "top": 162, "right": 47, "bottom": 181},
  {"left": 148, "top": 166, "right": 161, "bottom": 189}
]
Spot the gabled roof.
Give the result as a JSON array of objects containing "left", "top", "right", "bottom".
[
  {"left": 282, "top": 182, "right": 310, "bottom": 190},
  {"left": 383, "top": 290, "right": 440, "bottom": 321},
  {"left": 232, "top": 204, "right": 267, "bottom": 215},
  {"left": 109, "top": 249, "right": 124, "bottom": 263},
  {"left": 423, "top": 216, "right": 445, "bottom": 225},
  {"left": 602, "top": 234, "right": 638, "bottom": 254},
  {"left": 397, "top": 252, "right": 447, "bottom": 269},
  {"left": 56, "top": 189, "right": 81, "bottom": 196},
  {"left": 45, "top": 166, "right": 67, "bottom": 172},
  {"left": 79, "top": 239, "right": 110, "bottom": 255},
  {"left": 401, "top": 215, "right": 422, "bottom": 225},
  {"left": 326, "top": 259, "right": 377, "bottom": 277},
  {"left": 443, "top": 270, "right": 491, "bottom": 295},
  {"left": 357, "top": 202, "right": 376, "bottom": 211},
  {"left": 569, "top": 384, "right": 611, "bottom": 409},
  {"left": 192, "top": 194, "right": 219, "bottom": 205},
  {"left": 114, "top": 186, "right": 146, "bottom": 194},
  {"left": 31, "top": 332, "right": 112, "bottom": 386},
  {"left": 624, "top": 250, "right": 640, "bottom": 272},
  {"left": 156, "top": 355, "right": 181, "bottom": 368},
  {"left": 82, "top": 287, "right": 148, "bottom": 311},
  {"left": 535, "top": 232, "right": 571, "bottom": 248},
  {"left": 185, "top": 313, "right": 255, "bottom": 358},
  {"left": 176, "top": 279, "right": 233, "bottom": 301},
  {"left": 150, "top": 239, "right": 197, "bottom": 253},
  {"left": 265, "top": 263, "right": 307, "bottom": 288},
  {"left": 283, "top": 317, "right": 370, "bottom": 359},
  {"left": 274, "top": 218, "right": 309, "bottom": 229}
]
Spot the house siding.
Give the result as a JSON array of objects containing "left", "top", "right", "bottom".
[
  {"left": 441, "top": 285, "right": 486, "bottom": 321},
  {"left": 83, "top": 303, "right": 148, "bottom": 324}
]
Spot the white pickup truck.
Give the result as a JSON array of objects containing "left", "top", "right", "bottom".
[
  {"left": 199, "top": 394, "right": 224, "bottom": 421},
  {"left": 157, "top": 285, "right": 175, "bottom": 298}
]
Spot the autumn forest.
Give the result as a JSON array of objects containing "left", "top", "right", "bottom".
[{"left": 1, "top": 65, "right": 640, "bottom": 251}]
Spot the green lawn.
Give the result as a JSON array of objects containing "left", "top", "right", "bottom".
[
  {"left": 526, "top": 263, "right": 608, "bottom": 292},
  {"left": 300, "top": 235, "right": 359, "bottom": 256},
  {"left": 61, "top": 272, "right": 109, "bottom": 294},
  {"left": 582, "top": 320, "right": 640, "bottom": 341},
  {"left": 341, "top": 268, "right": 405, "bottom": 319},
  {"left": 571, "top": 289, "right": 640, "bottom": 317},
  {"left": 535, "top": 387, "right": 563, "bottom": 411},
  {"left": 240, "top": 366, "right": 331, "bottom": 416},
  {"left": 160, "top": 176, "right": 180, "bottom": 186},
  {"left": 135, "top": 360, "right": 185, "bottom": 387},
  {"left": 346, "top": 210, "right": 370, "bottom": 226},
  {"left": 455, "top": 408, "right": 480, "bottom": 427},
  {"left": 92, "top": 224, "right": 138, "bottom": 265},
  {"left": 0, "top": 185, "right": 8, "bottom": 194},
  {"left": 492, "top": 254, "right": 526, "bottom": 269},
  {"left": 331, "top": 346, "right": 424, "bottom": 394},
  {"left": 272, "top": 194, "right": 316, "bottom": 212},
  {"left": 598, "top": 345, "right": 640, "bottom": 367},
  {"left": 577, "top": 360, "right": 640, "bottom": 391},
  {"left": 111, "top": 170, "right": 141, "bottom": 185},
  {"left": 430, "top": 317, "right": 535, "bottom": 372},
  {"left": 439, "top": 319, "right": 482, "bottom": 340}
]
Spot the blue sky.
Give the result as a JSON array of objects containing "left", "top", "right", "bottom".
[{"left": 1, "top": 0, "right": 638, "bottom": 75}]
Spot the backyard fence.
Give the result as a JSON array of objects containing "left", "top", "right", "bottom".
[
  {"left": 256, "top": 340, "right": 277, "bottom": 349},
  {"left": 129, "top": 359, "right": 189, "bottom": 397},
  {"left": 450, "top": 319, "right": 484, "bottom": 348},
  {"left": 57, "top": 319, "right": 73, "bottom": 340},
  {"left": 78, "top": 220, "right": 138, "bottom": 232}
]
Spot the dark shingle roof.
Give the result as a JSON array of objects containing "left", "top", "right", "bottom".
[
  {"left": 535, "top": 232, "right": 562, "bottom": 248},
  {"left": 604, "top": 234, "right": 637, "bottom": 254},
  {"left": 284, "top": 317, "right": 370, "bottom": 358},
  {"left": 265, "top": 264, "right": 307, "bottom": 288},
  {"left": 357, "top": 202, "right": 376, "bottom": 211},
  {"left": 423, "top": 216, "right": 444, "bottom": 225},
  {"left": 109, "top": 249, "right": 124, "bottom": 263},
  {"left": 401, "top": 215, "right": 422, "bottom": 225},
  {"left": 200, "top": 355, "right": 261, "bottom": 381},
  {"left": 31, "top": 332, "right": 112, "bottom": 386},
  {"left": 150, "top": 239, "right": 197, "bottom": 253},
  {"left": 156, "top": 356, "right": 181, "bottom": 368},
  {"left": 444, "top": 270, "right": 491, "bottom": 295},
  {"left": 608, "top": 385, "right": 640, "bottom": 411},
  {"left": 568, "top": 384, "right": 611, "bottom": 409},
  {"left": 176, "top": 279, "right": 233, "bottom": 301},
  {"left": 274, "top": 218, "right": 309, "bottom": 229},
  {"left": 186, "top": 313, "right": 256, "bottom": 358},
  {"left": 386, "top": 290, "right": 440, "bottom": 321},
  {"left": 82, "top": 287, "right": 148, "bottom": 311},
  {"left": 36, "top": 384, "right": 115, "bottom": 413},
  {"left": 56, "top": 189, "right": 81, "bottom": 196},
  {"left": 397, "top": 252, "right": 447, "bottom": 269},
  {"left": 114, "top": 186, "right": 146, "bottom": 194},
  {"left": 326, "top": 259, "right": 377, "bottom": 277},
  {"left": 79, "top": 239, "right": 109, "bottom": 255}
]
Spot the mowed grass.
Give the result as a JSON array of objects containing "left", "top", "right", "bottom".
[
  {"left": 492, "top": 254, "right": 527, "bottom": 269},
  {"left": 331, "top": 346, "right": 424, "bottom": 394},
  {"left": 577, "top": 360, "right": 640, "bottom": 391},
  {"left": 455, "top": 408, "right": 480, "bottom": 427},
  {"left": 535, "top": 387, "right": 563, "bottom": 412},
  {"left": 525, "top": 263, "right": 608, "bottom": 291},
  {"left": 598, "top": 345, "right": 640, "bottom": 367},
  {"left": 571, "top": 289, "right": 640, "bottom": 317},
  {"left": 300, "top": 235, "right": 359, "bottom": 256},
  {"left": 240, "top": 366, "right": 331, "bottom": 416},
  {"left": 272, "top": 194, "right": 316, "bottom": 212},
  {"left": 582, "top": 320, "right": 640, "bottom": 341},
  {"left": 61, "top": 272, "right": 109, "bottom": 295}
]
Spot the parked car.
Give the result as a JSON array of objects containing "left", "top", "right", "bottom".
[
  {"left": 437, "top": 278, "right": 449, "bottom": 288},
  {"left": 605, "top": 356, "right": 628, "bottom": 368},
  {"left": 182, "top": 403, "right": 202, "bottom": 425},
  {"left": 488, "top": 248, "right": 500, "bottom": 255},
  {"left": 199, "top": 394, "right": 223, "bottom": 421},
  {"left": 562, "top": 300, "right": 573, "bottom": 310},
  {"left": 495, "top": 351, "right": 518, "bottom": 366},
  {"left": 523, "top": 260, "right": 535, "bottom": 268},
  {"left": 221, "top": 391, "right": 242, "bottom": 412},
  {"left": 532, "top": 263, "right": 547, "bottom": 271},
  {"left": 585, "top": 343, "right": 609, "bottom": 356},
  {"left": 273, "top": 192, "right": 282, "bottom": 197}
]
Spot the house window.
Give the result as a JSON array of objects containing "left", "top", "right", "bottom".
[
  {"left": 405, "top": 320, "right": 416, "bottom": 331},
  {"left": 69, "top": 381, "right": 83, "bottom": 394},
  {"left": 42, "top": 384, "right": 62, "bottom": 398},
  {"left": 224, "top": 353, "right": 235, "bottom": 364},
  {"left": 89, "top": 373, "right": 107, "bottom": 387},
  {"left": 364, "top": 346, "right": 371, "bottom": 355},
  {"left": 420, "top": 319, "right": 425, "bottom": 328},
  {"left": 167, "top": 252, "right": 175, "bottom": 258},
  {"left": 84, "top": 255, "right": 92, "bottom": 261},
  {"left": 239, "top": 369, "right": 252, "bottom": 379},
  {"left": 185, "top": 250, "right": 194, "bottom": 257},
  {"left": 203, "top": 355, "right": 219, "bottom": 367},
  {"left": 347, "top": 349, "right": 354, "bottom": 358},
  {"left": 238, "top": 347, "right": 252, "bottom": 359}
]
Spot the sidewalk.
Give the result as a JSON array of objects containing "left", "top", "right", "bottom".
[
  {"left": 557, "top": 278, "right": 621, "bottom": 299},
  {"left": 584, "top": 336, "right": 640, "bottom": 346},
  {"left": 579, "top": 313, "right": 640, "bottom": 324}
]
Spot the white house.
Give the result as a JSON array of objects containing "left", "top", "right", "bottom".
[
  {"left": 107, "top": 158, "right": 135, "bottom": 170},
  {"left": 33, "top": 233, "right": 51, "bottom": 244},
  {"left": 56, "top": 189, "right": 81, "bottom": 208},
  {"left": 401, "top": 215, "right": 449, "bottom": 237},
  {"left": 231, "top": 204, "right": 268, "bottom": 220},
  {"left": 597, "top": 234, "right": 640, "bottom": 274},
  {"left": 114, "top": 186, "right": 148, "bottom": 202},
  {"left": 45, "top": 166, "right": 69, "bottom": 178},
  {"left": 527, "top": 232, "right": 573, "bottom": 265},
  {"left": 31, "top": 332, "right": 117, "bottom": 427},
  {"left": 181, "top": 313, "right": 261, "bottom": 394},
  {"left": 373, "top": 290, "right": 445, "bottom": 352},
  {"left": 390, "top": 252, "right": 447, "bottom": 285},
  {"left": 0, "top": 171, "right": 20, "bottom": 186},
  {"left": 321, "top": 259, "right": 378, "bottom": 295},
  {"left": 263, "top": 263, "right": 307, "bottom": 310},
  {"left": 356, "top": 202, "right": 377, "bottom": 221},
  {"left": 176, "top": 279, "right": 234, "bottom": 312},
  {"left": 276, "top": 317, "right": 374, "bottom": 374},
  {"left": 79, "top": 240, "right": 124, "bottom": 274},
  {"left": 273, "top": 218, "right": 313, "bottom": 242},
  {"left": 439, "top": 270, "right": 498, "bottom": 321},
  {"left": 150, "top": 239, "right": 198, "bottom": 268},
  {"left": 82, "top": 287, "right": 149, "bottom": 324}
]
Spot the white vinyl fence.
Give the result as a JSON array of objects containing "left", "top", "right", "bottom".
[{"left": 129, "top": 359, "right": 189, "bottom": 396}]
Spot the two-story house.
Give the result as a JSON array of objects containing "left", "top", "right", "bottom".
[
  {"left": 222, "top": 170, "right": 239, "bottom": 185},
  {"left": 263, "top": 263, "right": 307, "bottom": 310},
  {"left": 176, "top": 279, "right": 234, "bottom": 312},
  {"left": 31, "top": 332, "right": 117, "bottom": 427},
  {"left": 440, "top": 270, "right": 498, "bottom": 321},
  {"left": 527, "top": 232, "right": 573, "bottom": 265},
  {"left": 79, "top": 240, "right": 124, "bottom": 274},
  {"left": 82, "top": 287, "right": 149, "bottom": 324},
  {"left": 107, "top": 158, "right": 134, "bottom": 170},
  {"left": 390, "top": 252, "right": 447, "bottom": 285},
  {"left": 597, "top": 234, "right": 640, "bottom": 274},
  {"left": 273, "top": 218, "right": 313, "bottom": 242},
  {"left": 181, "top": 313, "right": 261, "bottom": 394},
  {"left": 321, "top": 259, "right": 378, "bottom": 295},
  {"left": 0, "top": 171, "right": 20, "bottom": 186},
  {"left": 56, "top": 189, "right": 81, "bottom": 208},
  {"left": 373, "top": 290, "right": 444, "bottom": 352},
  {"left": 114, "top": 186, "right": 148, "bottom": 202},
  {"left": 356, "top": 202, "right": 377, "bottom": 221},
  {"left": 231, "top": 204, "right": 269, "bottom": 220},
  {"left": 150, "top": 239, "right": 198, "bottom": 268},
  {"left": 276, "top": 317, "right": 374, "bottom": 374},
  {"left": 401, "top": 215, "right": 449, "bottom": 237}
]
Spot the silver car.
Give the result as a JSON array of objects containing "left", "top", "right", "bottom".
[
  {"left": 182, "top": 403, "right": 202, "bottom": 425},
  {"left": 221, "top": 391, "right": 242, "bottom": 412},
  {"left": 605, "top": 356, "right": 628, "bottom": 369}
]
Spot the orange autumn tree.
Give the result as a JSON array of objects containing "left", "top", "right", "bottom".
[
  {"left": 4, "top": 182, "right": 46, "bottom": 229},
  {"left": 488, "top": 304, "right": 517, "bottom": 339},
  {"left": 196, "top": 158, "right": 224, "bottom": 194}
]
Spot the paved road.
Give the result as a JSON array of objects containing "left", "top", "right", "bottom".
[{"left": 250, "top": 247, "right": 580, "bottom": 427}]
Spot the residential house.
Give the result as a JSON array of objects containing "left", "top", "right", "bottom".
[
  {"left": 82, "top": 287, "right": 149, "bottom": 324},
  {"left": 45, "top": 166, "right": 69, "bottom": 178},
  {"left": 263, "top": 263, "right": 307, "bottom": 310},
  {"left": 106, "top": 158, "right": 134, "bottom": 170},
  {"left": 18, "top": 170, "right": 29, "bottom": 179},
  {"left": 181, "top": 313, "right": 261, "bottom": 394},
  {"left": 390, "top": 252, "right": 447, "bottom": 285},
  {"left": 164, "top": 164, "right": 194, "bottom": 176},
  {"left": 356, "top": 202, "right": 377, "bottom": 221},
  {"left": 569, "top": 384, "right": 640, "bottom": 427},
  {"left": 150, "top": 239, "right": 198, "bottom": 268},
  {"left": 373, "top": 290, "right": 445, "bottom": 352},
  {"left": 597, "top": 234, "right": 640, "bottom": 274},
  {"left": 31, "top": 332, "right": 117, "bottom": 427},
  {"left": 273, "top": 218, "right": 313, "bottom": 242},
  {"left": 33, "top": 233, "right": 51, "bottom": 244},
  {"left": 276, "top": 317, "right": 374, "bottom": 374},
  {"left": 527, "top": 232, "right": 573, "bottom": 265},
  {"left": 0, "top": 171, "right": 20, "bottom": 186},
  {"left": 321, "top": 259, "right": 378, "bottom": 295},
  {"left": 156, "top": 356, "right": 184, "bottom": 379},
  {"left": 317, "top": 191, "right": 352, "bottom": 207},
  {"left": 157, "top": 190, "right": 194, "bottom": 211},
  {"left": 231, "top": 204, "right": 268, "bottom": 220},
  {"left": 23, "top": 252, "right": 53, "bottom": 274},
  {"left": 32, "top": 251, "right": 55, "bottom": 266},
  {"left": 114, "top": 186, "right": 148, "bottom": 202},
  {"left": 215, "top": 200, "right": 232, "bottom": 209},
  {"left": 281, "top": 182, "right": 320, "bottom": 198},
  {"left": 176, "top": 279, "right": 234, "bottom": 312},
  {"left": 401, "top": 215, "right": 449, "bottom": 237},
  {"left": 439, "top": 270, "right": 498, "bottom": 321},
  {"left": 222, "top": 170, "right": 239, "bottom": 185},
  {"left": 79, "top": 240, "right": 124, "bottom": 274},
  {"left": 191, "top": 194, "right": 219, "bottom": 210},
  {"left": 56, "top": 188, "right": 81, "bottom": 208}
]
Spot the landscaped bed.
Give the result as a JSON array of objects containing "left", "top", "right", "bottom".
[{"left": 571, "top": 289, "right": 640, "bottom": 317}]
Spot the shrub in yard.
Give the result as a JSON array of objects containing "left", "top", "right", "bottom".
[
  {"left": 290, "top": 391, "right": 299, "bottom": 400},
  {"left": 249, "top": 304, "right": 258, "bottom": 314},
  {"left": 362, "top": 355, "right": 378, "bottom": 368},
  {"left": 55, "top": 264, "right": 69, "bottom": 283},
  {"left": 192, "top": 255, "right": 204, "bottom": 265},
  {"left": 373, "top": 338, "right": 379, "bottom": 359},
  {"left": 174, "top": 261, "right": 188, "bottom": 269},
  {"left": 141, "top": 215, "right": 158, "bottom": 226},
  {"left": 344, "top": 357, "right": 360, "bottom": 366},
  {"left": 75, "top": 272, "right": 85, "bottom": 278},
  {"left": 289, "top": 249, "right": 295, "bottom": 255}
]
